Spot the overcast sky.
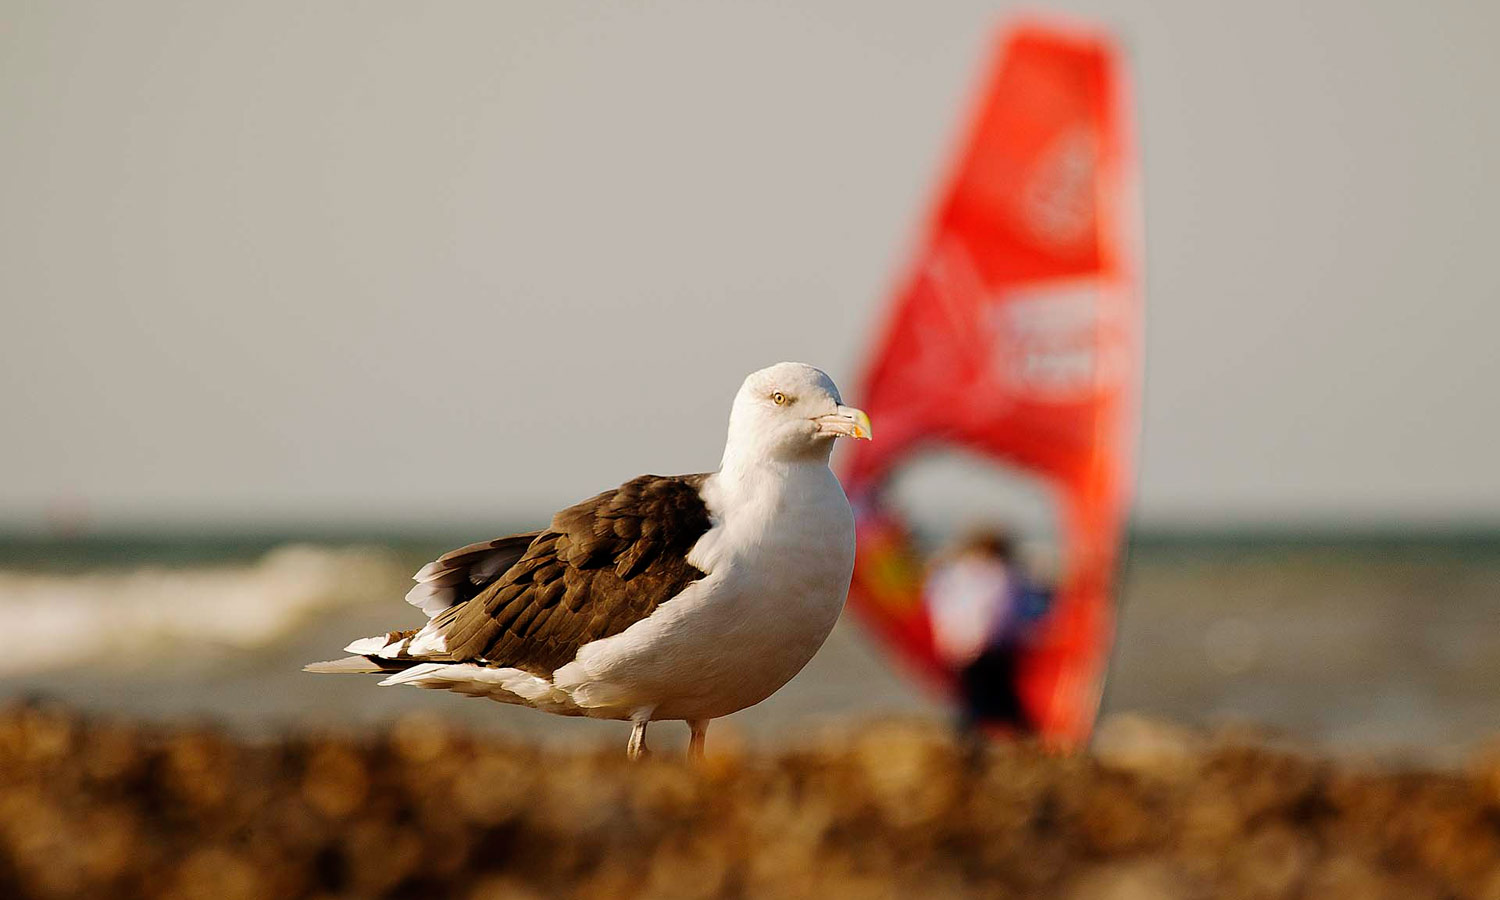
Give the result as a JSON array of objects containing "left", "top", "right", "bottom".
[{"left": 2, "top": 1, "right": 1497, "bottom": 531}]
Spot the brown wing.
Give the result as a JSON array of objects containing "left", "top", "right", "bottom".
[
  {"left": 434, "top": 473, "right": 713, "bottom": 675},
  {"left": 405, "top": 531, "right": 544, "bottom": 615}
]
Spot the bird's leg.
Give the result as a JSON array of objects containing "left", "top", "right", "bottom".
[
  {"left": 687, "top": 719, "right": 709, "bottom": 761},
  {"left": 627, "top": 719, "right": 650, "bottom": 761}
]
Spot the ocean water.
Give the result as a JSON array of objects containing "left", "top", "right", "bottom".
[{"left": 1, "top": 531, "right": 1496, "bottom": 758}]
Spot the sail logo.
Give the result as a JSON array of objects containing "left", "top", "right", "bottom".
[
  {"left": 1019, "top": 127, "right": 1098, "bottom": 254},
  {"left": 989, "top": 280, "right": 1124, "bottom": 403}
]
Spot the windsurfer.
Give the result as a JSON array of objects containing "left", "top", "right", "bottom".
[{"left": 925, "top": 528, "right": 1051, "bottom": 735}]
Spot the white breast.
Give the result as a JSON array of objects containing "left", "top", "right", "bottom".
[{"left": 551, "top": 461, "right": 855, "bottom": 721}]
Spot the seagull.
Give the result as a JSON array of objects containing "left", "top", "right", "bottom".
[{"left": 306, "top": 362, "right": 871, "bottom": 760}]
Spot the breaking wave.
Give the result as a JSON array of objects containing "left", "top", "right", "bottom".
[{"left": 0, "top": 546, "right": 407, "bottom": 674}]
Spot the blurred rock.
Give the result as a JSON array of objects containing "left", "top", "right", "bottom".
[{"left": 1093, "top": 713, "right": 1202, "bottom": 779}]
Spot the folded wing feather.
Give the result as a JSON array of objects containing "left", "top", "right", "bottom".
[{"left": 308, "top": 474, "right": 715, "bottom": 696}]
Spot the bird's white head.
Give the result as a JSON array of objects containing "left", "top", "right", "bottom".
[{"left": 721, "top": 362, "right": 872, "bottom": 469}]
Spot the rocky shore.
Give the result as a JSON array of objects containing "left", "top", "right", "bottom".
[{"left": 4, "top": 702, "right": 1500, "bottom": 899}]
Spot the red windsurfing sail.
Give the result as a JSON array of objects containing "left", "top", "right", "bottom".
[{"left": 844, "top": 21, "right": 1140, "bottom": 747}]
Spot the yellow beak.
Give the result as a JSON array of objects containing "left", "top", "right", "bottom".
[{"left": 813, "top": 405, "right": 873, "bottom": 441}]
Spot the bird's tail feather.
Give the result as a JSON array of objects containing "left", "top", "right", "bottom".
[{"left": 303, "top": 655, "right": 418, "bottom": 675}]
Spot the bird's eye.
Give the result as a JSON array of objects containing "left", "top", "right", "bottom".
[{"left": 771, "top": 391, "right": 789, "bottom": 406}]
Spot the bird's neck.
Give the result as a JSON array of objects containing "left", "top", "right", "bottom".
[
  {"left": 693, "top": 451, "right": 845, "bottom": 574},
  {"left": 718, "top": 432, "right": 833, "bottom": 479},
  {"left": 710, "top": 453, "right": 833, "bottom": 519}
]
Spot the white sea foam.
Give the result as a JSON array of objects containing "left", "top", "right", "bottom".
[{"left": 0, "top": 546, "right": 405, "bottom": 674}]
